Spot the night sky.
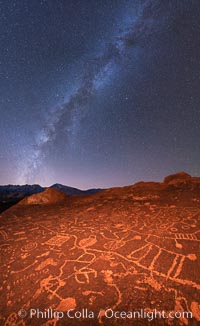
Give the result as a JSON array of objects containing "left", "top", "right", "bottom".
[{"left": 0, "top": 0, "right": 200, "bottom": 189}]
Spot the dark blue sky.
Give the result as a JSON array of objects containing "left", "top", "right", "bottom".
[{"left": 0, "top": 0, "right": 200, "bottom": 189}]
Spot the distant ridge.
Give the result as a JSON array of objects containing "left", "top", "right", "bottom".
[{"left": 50, "top": 183, "right": 102, "bottom": 195}]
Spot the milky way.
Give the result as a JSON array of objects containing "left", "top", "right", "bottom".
[
  {"left": 0, "top": 0, "right": 200, "bottom": 188},
  {"left": 23, "top": 0, "right": 159, "bottom": 182}
]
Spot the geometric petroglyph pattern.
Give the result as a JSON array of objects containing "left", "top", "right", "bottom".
[
  {"left": 0, "top": 196, "right": 200, "bottom": 325},
  {"left": 175, "top": 233, "right": 197, "bottom": 240}
]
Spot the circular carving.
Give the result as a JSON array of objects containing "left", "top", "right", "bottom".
[{"left": 21, "top": 242, "right": 38, "bottom": 252}]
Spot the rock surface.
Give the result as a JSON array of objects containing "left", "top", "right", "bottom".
[
  {"left": 18, "top": 188, "right": 68, "bottom": 205},
  {"left": 0, "top": 173, "right": 200, "bottom": 325},
  {"left": 164, "top": 171, "right": 192, "bottom": 186}
]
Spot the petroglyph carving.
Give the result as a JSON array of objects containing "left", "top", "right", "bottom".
[
  {"left": 21, "top": 242, "right": 37, "bottom": 252},
  {"left": 0, "top": 228, "right": 8, "bottom": 240},
  {"left": 41, "top": 320, "right": 57, "bottom": 326},
  {"left": 78, "top": 235, "right": 97, "bottom": 248},
  {"left": 40, "top": 276, "right": 66, "bottom": 298},
  {"left": 36, "top": 258, "right": 57, "bottom": 270},
  {"left": 56, "top": 297, "right": 76, "bottom": 311},
  {"left": 4, "top": 313, "right": 26, "bottom": 326},
  {"left": 0, "top": 200, "right": 199, "bottom": 325},
  {"left": 45, "top": 235, "right": 70, "bottom": 246},
  {"left": 74, "top": 267, "right": 97, "bottom": 284},
  {"left": 191, "top": 302, "right": 200, "bottom": 321},
  {"left": 104, "top": 239, "right": 126, "bottom": 250},
  {"left": 101, "top": 270, "right": 113, "bottom": 284}
]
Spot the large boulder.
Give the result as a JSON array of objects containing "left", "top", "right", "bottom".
[
  {"left": 164, "top": 172, "right": 192, "bottom": 187},
  {"left": 18, "top": 188, "right": 68, "bottom": 205}
]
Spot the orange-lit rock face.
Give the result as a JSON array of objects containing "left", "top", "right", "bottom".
[
  {"left": 18, "top": 188, "right": 68, "bottom": 205},
  {"left": 0, "top": 178, "right": 200, "bottom": 325},
  {"left": 164, "top": 171, "right": 192, "bottom": 185}
]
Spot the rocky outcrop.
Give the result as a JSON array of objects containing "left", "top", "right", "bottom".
[
  {"left": 18, "top": 188, "right": 68, "bottom": 205},
  {"left": 164, "top": 172, "right": 192, "bottom": 188}
]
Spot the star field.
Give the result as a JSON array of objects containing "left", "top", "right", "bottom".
[{"left": 0, "top": 0, "right": 200, "bottom": 188}]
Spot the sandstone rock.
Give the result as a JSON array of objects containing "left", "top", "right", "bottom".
[
  {"left": 164, "top": 172, "right": 192, "bottom": 187},
  {"left": 18, "top": 188, "right": 68, "bottom": 205}
]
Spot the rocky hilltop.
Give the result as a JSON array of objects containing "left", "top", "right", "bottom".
[
  {"left": 95, "top": 171, "right": 200, "bottom": 207},
  {"left": 18, "top": 188, "right": 68, "bottom": 205}
]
